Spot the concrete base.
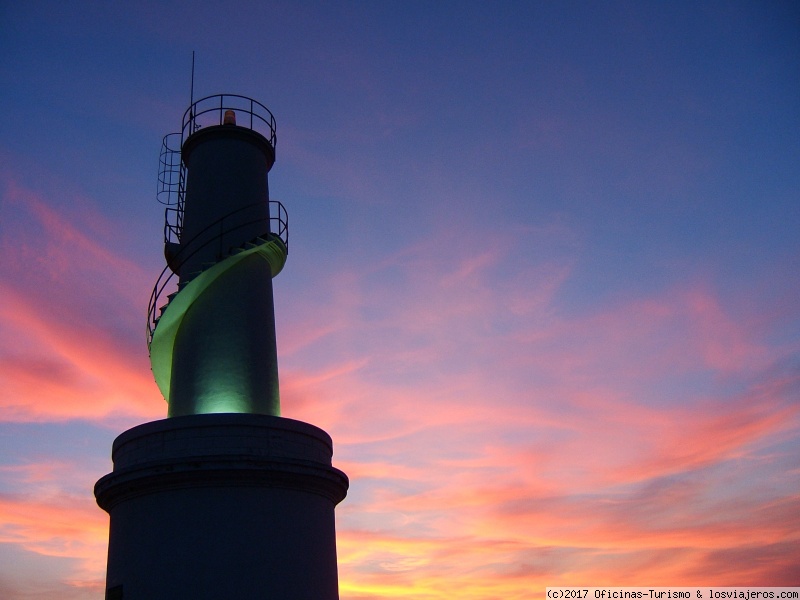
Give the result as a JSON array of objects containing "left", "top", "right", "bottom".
[{"left": 95, "top": 414, "right": 348, "bottom": 600}]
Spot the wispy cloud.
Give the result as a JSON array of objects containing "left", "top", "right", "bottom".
[
  {"left": 0, "top": 175, "right": 163, "bottom": 422},
  {"left": 1, "top": 140, "right": 797, "bottom": 597},
  {"left": 273, "top": 222, "right": 800, "bottom": 592},
  {"left": 0, "top": 491, "right": 107, "bottom": 591}
]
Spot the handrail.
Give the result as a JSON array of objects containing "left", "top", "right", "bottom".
[
  {"left": 165, "top": 205, "right": 182, "bottom": 245},
  {"left": 182, "top": 94, "right": 277, "bottom": 150},
  {"left": 146, "top": 200, "right": 288, "bottom": 348},
  {"left": 162, "top": 95, "right": 277, "bottom": 246}
]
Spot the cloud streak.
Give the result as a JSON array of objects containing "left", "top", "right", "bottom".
[
  {"left": 272, "top": 221, "right": 800, "bottom": 593},
  {"left": 1, "top": 4, "right": 799, "bottom": 596},
  {"left": 0, "top": 175, "right": 163, "bottom": 422}
]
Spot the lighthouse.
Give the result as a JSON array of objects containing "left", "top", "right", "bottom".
[{"left": 95, "top": 95, "right": 349, "bottom": 599}]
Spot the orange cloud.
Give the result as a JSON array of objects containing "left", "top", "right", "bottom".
[
  {"left": 0, "top": 177, "right": 164, "bottom": 422},
  {"left": 1, "top": 173, "right": 798, "bottom": 597},
  {"left": 0, "top": 491, "right": 107, "bottom": 590},
  {"left": 284, "top": 227, "right": 800, "bottom": 594},
  {"left": 0, "top": 284, "right": 163, "bottom": 421}
]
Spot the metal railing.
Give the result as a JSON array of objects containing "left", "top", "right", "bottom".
[
  {"left": 160, "top": 95, "right": 277, "bottom": 247},
  {"left": 146, "top": 200, "right": 288, "bottom": 349},
  {"left": 182, "top": 94, "right": 277, "bottom": 150}
]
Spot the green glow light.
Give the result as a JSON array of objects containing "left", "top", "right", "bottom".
[{"left": 149, "top": 236, "right": 286, "bottom": 416}]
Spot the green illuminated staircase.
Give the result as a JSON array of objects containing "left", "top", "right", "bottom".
[{"left": 146, "top": 203, "right": 287, "bottom": 405}]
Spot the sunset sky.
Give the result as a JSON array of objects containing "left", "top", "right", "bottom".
[{"left": 1, "top": 1, "right": 799, "bottom": 598}]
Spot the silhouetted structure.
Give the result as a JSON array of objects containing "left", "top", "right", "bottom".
[{"left": 95, "top": 95, "right": 348, "bottom": 599}]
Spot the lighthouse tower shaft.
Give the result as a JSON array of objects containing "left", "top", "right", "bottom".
[
  {"left": 148, "top": 98, "right": 288, "bottom": 417},
  {"left": 96, "top": 95, "right": 348, "bottom": 600}
]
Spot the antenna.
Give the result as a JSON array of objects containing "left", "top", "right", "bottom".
[{"left": 189, "top": 51, "right": 196, "bottom": 133}]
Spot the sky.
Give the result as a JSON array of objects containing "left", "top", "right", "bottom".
[{"left": 0, "top": 1, "right": 799, "bottom": 597}]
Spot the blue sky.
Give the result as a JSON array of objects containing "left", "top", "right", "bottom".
[{"left": 1, "top": 1, "right": 799, "bottom": 597}]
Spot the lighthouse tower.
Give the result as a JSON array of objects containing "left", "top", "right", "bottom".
[{"left": 95, "top": 95, "right": 348, "bottom": 600}]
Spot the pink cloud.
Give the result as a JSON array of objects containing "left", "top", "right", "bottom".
[
  {"left": 1, "top": 177, "right": 150, "bottom": 292},
  {"left": 269, "top": 224, "right": 800, "bottom": 594},
  {"left": 0, "top": 176, "right": 164, "bottom": 422},
  {"left": 0, "top": 491, "right": 107, "bottom": 589},
  {"left": 0, "top": 283, "right": 162, "bottom": 421},
  {"left": 1, "top": 169, "right": 797, "bottom": 596}
]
